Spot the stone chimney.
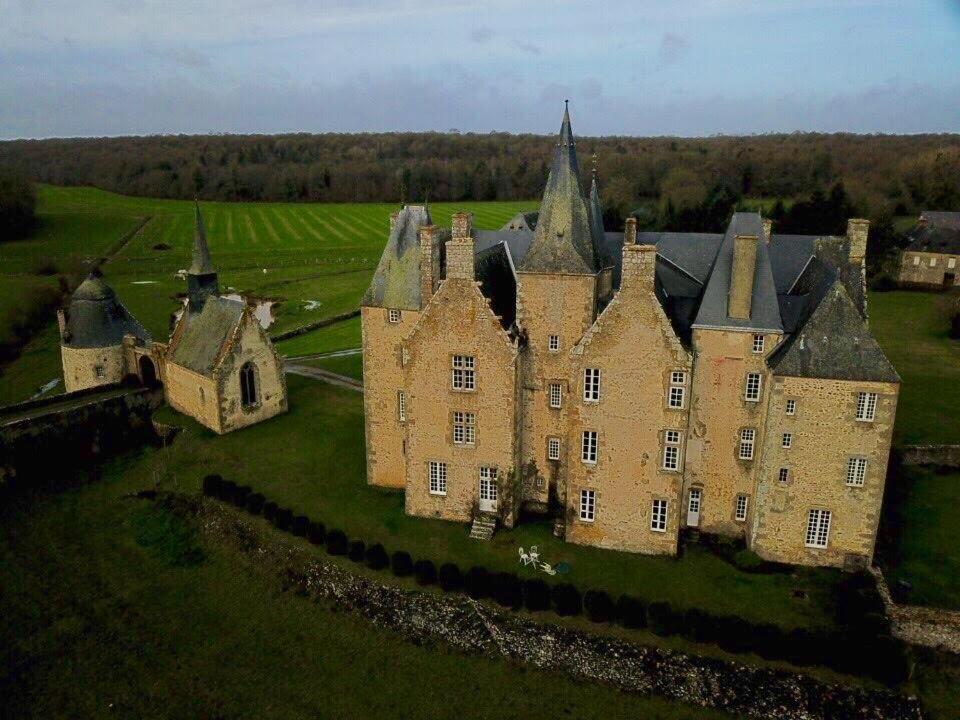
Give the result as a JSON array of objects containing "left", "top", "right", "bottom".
[
  {"left": 56, "top": 308, "right": 67, "bottom": 338},
  {"left": 624, "top": 217, "right": 637, "bottom": 247},
  {"left": 446, "top": 212, "right": 474, "bottom": 280},
  {"left": 847, "top": 218, "right": 869, "bottom": 265},
  {"left": 419, "top": 224, "right": 441, "bottom": 304},
  {"left": 728, "top": 234, "right": 759, "bottom": 320},
  {"left": 762, "top": 218, "right": 773, "bottom": 244},
  {"left": 621, "top": 243, "right": 656, "bottom": 292}
]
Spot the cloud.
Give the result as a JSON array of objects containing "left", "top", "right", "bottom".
[
  {"left": 658, "top": 32, "right": 690, "bottom": 65},
  {"left": 470, "top": 26, "right": 494, "bottom": 43},
  {"left": 514, "top": 40, "right": 541, "bottom": 55}
]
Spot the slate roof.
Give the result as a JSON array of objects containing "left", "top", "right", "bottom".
[
  {"left": 502, "top": 211, "right": 539, "bottom": 232},
  {"left": 905, "top": 223, "right": 960, "bottom": 256},
  {"left": 169, "top": 295, "right": 245, "bottom": 375},
  {"left": 518, "top": 105, "right": 599, "bottom": 275},
  {"left": 769, "top": 280, "right": 899, "bottom": 383},
  {"left": 362, "top": 205, "right": 433, "bottom": 310},
  {"left": 474, "top": 241, "right": 518, "bottom": 329},
  {"left": 589, "top": 177, "right": 612, "bottom": 268},
  {"left": 920, "top": 211, "right": 960, "bottom": 229},
  {"left": 62, "top": 273, "right": 150, "bottom": 349},
  {"left": 189, "top": 201, "right": 215, "bottom": 275}
]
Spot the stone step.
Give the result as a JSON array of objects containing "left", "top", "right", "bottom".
[{"left": 469, "top": 514, "right": 497, "bottom": 541}]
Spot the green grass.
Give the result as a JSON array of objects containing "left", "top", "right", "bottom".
[
  {"left": 868, "top": 291, "right": 960, "bottom": 445},
  {"left": 149, "top": 375, "right": 840, "bottom": 632},
  {"left": 882, "top": 466, "right": 960, "bottom": 610},
  {"left": 0, "top": 475, "right": 729, "bottom": 720},
  {"left": 297, "top": 353, "right": 363, "bottom": 380},
  {"left": 275, "top": 315, "right": 361, "bottom": 357}
]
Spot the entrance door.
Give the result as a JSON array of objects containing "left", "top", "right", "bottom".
[
  {"left": 479, "top": 467, "right": 498, "bottom": 513},
  {"left": 687, "top": 488, "right": 702, "bottom": 527},
  {"left": 138, "top": 356, "right": 158, "bottom": 386}
]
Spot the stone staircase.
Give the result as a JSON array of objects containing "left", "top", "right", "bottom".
[{"left": 469, "top": 513, "right": 497, "bottom": 541}]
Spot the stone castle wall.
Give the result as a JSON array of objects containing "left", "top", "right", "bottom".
[
  {"left": 217, "top": 313, "right": 287, "bottom": 433},
  {"left": 61, "top": 344, "right": 126, "bottom": 393},
  {"left": 164, "top": 362, "right": 221, "bottom": 432}
]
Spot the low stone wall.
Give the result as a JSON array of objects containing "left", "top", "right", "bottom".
[
  {"left": 270, "top": 308, "right": 360, "bottom": 343},
  {"left": 872, "top": 566, "right": 960, "bottom": 655},
  {"left": 183, "top": 495, "right": 923, "bottom": 720},
  {"left": 899, "top": 445, "right": 960, "bottom": 468}
]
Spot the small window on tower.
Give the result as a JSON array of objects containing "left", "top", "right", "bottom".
[
  {"left": 752, "top": 334, "right": 765, "bottom": 354},
  {"left": 548, "top": 335, "right": 560, "bottom": 352},
  {"left": 388, "top": 309, "right": 401, "bottom": 324}
]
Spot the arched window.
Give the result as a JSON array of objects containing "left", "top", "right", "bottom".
[{"left": 240, "top": 362, "right": 259, "bottom": 408}]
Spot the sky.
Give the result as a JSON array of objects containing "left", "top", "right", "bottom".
[{"left": 2, "top": 0, "right": 959, "bottom": 139}]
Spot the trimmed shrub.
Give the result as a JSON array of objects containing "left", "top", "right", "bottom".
[
  {"left": 551, "top": 583, "right": 582, "bottom": 617},
  {"left": 647, "top": 601, "right": 679, "bottom": 636},
  {"left": 438, "top": 563, "right": 463, "bottom": 592},
  {"left": 616, "top": 595, "right": 647, "bottom": 629},
  {"left": 414, "top": 559, "right": 437, "bottom": 586},
  {"left": 584, "top": 589, "right": 615, "bottom": 623},
  {"left": 202, "top": 474, "right": 222, "bottom": 497},
  {"left": 245, "top": 492, "right": 265, "bottom": 515},
  {"left": 865, "top": 635, "right": 910, "bottom": 686},
  {"left": 262, "top": 501, "right": 278, "bottom": 522},
  {"left": 365, "top": 543, "right": 389, "bottom": 570},
  {"left": 348, "top": 540, "right": 366, "bottom": 562},
  {"left": 291, "top": 515, "right": 310, "bottom": 537},
  {"left": 464, "top": 566, "right": 490, "bottom": 599},
  {"left": 307, "top": 521, "right": 326, "bottom": 545},
  {"left": 232, "top": 485, "right": 252, "bottom": 507},
  {"left": 326, "top": 529, "right": 348, "bottom": 556},
  {"left": 522, "top": 579, "right": 551, "bottom": 612},
  {"left": 491, "top": 572, "right": 522, "bottom": 609},
  {"left": 218, "top": 479, "right": 237, "bottom": 503},
  {"left": 273, "top": 508, "right": 293, "bottom": 532},
  {"left": 391, "top": 551, "right": 414, "bottom": 577}
]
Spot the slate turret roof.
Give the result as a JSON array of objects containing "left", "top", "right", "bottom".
[
  {"left": 61, "top": 273, "right": 150, "bottom": 349},
  {"left": 361, "top": 205, "right": 433, "bottom": 310},
  {"left": 189, "top": 201, "right": 215, "bottom": 275}
]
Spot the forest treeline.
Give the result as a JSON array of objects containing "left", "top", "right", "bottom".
[{"left": 2, "top": 132, "right": 959, "bottom": 224}]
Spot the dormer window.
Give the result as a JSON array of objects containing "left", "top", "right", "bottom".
[
  {"left": 548, "top": 335, "right": 560, "bottom": 352},
  {"left": 388, "top": 309, "right": 401, "bottom": 324},
  {"left": 752, "top": 334, "right": 765, "bottom": 354}
]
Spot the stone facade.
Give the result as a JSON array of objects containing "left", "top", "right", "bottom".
[
  {"left": 898, "top": 249, "right": 959, "bottom": 287},
  {"left": 61, "top": 344, "right": 127, "bottom": 393},
  {"left": 361, "top": 107, "right": 899, "bottom": 568}
]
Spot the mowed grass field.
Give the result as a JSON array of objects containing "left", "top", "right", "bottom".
[{"left": 0, "top": 186, "right": 534, "bottom": 404}]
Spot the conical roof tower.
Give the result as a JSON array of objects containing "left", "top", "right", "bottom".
[
  {"left": 187, "top": 201, "right": 219, "bottom": 311},
  {"left": 518, "top": 103, "right": 598, "bottom": 275}
]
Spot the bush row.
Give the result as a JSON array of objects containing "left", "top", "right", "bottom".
[{"left": 201, "top": 475, "right": 908, "bottom": 685}]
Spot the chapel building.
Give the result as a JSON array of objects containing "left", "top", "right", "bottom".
[{"left": 362, "top": 106, "right": 900, "bottom": 569}]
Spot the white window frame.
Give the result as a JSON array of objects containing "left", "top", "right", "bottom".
[
  {"left": 805, "top": 509, "right": 831, "bottom": 548},
  {"left": 428, "top": 461, "right": 447, "bottom": 496},
  {"left": 782, "top": 432, "right": 792, "bottom": 449},
  {"left": 581, "top": 430, "right": 598, "bottom": 464},
  {"left": 451, "top": 355, "right": 475, "bottom": 392},
  {"left": 651, "top": 499, "right": 668, "bottom": 533},
  {"left": 735, "top": 494, "right": 748, "bottom": 522},
  {"left": 662, "top": 429, "right": 681, "bottom": 471},
  {"left": 398, "top": 390, "right": 406, "bottom": 422},
  {"left": 778, "top": 467, "right": 789, "bottom": 484},
  {"left": 739, "top": 428, "right": 756, "bottom": 460},
  {"left": 846, "top": 457, "right": 867, "bottom": 487},
  {"left": 752, "top": 334, "right": 765, "bottom": 354},
  {"left": 912, "top": 255, "right": 920, "bottom": 266},
  {"left": 929, "top": 256, "right": 937, "bottom": 268},
  {"left": 452, "top": 411, "right": 475, "bottom": 446},
  {"left": 744, "top": 372, "right": 762, "bottom": 402},
  {"left": 949, "top": 257, "right": 957, "bottom": 270},
  {"left": 548, "top": 382, "right": 562, "bottom": 409},
  {"left": 579, "top": 489, "right": 596, "bottom": 522},
  {"left": 668, "top": 370, "right": 686, "bottom": 409},
  {"left": 856, "top": 392, "right": 877, "bottom": 422},
  {"left": 388, "top": 308, "right": 401, "bottom": 324},
  {"left": 583, "top": 368, "right": 601, "bottom": 403},
  {"left": 547, "top": 436, "right": 561, "bottom": 461},
  {"left": 548, "top": 334, "right": 560, "bottom": 352},
  {"left": 785, "top": 399, "right": 797, "bottom": 416}
]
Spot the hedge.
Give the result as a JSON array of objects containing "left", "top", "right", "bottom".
[
  {"left": 326, "top": 529, "right": 348, "bottom": 556},
  {"left": 307, "top": 521, "right": 326, "bottom": 546},
  {"left": 522, "top": 579, "right": 551, "bottom": 612},
  {"left": 491, "top": 572, "right": 522, "bottom": 609},
  {"left": 414, "top": 559, "right": 437, "bottom": 586},
  {"left": 438, "top": 563, "right": 462, "bottom": 592},
  {"left": 348, "top": 540, "right": 366, "bottom": 562},
  {"left": 616, "top": 595, "right": 647, "bottom": 629},
  {"left": 232, "top": 485, "right": 252, "bottom": 508},
  {"left": 551, "top": 583, "right": 581, "bottom": 617},
  {"left": 202, "top": 474, "right": 222, "bottom": 497},
  {"left": 218, "top": 479, "right": 237, "bottom": 503},
  {"left": 292, "top": 515, "right": 310, "bottom": 537},
  {"left": 262, "top": 501, "right": 278, "bottom": 522},
  {"left": 391, "top": 551, "right": 413, "bottom": 577},
  {"left": 464, "top": 566, "right": 490, "bottom": 599},
  {"left": 365, "top": 543, "right": 389, "bottom": 570},
  {"left": 273, "top": 508, "right": 293, "bottom": 532},
  {"left": 245, "top": 493, "right": 265, "bottom": 515},
  {"left": 584, "top": 590, "right": 614, "bottom": 623}
]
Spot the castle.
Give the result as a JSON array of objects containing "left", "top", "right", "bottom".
[
  {"left": 59, "top": 203, "right": 287, "bottom": 434},
  {"left": 361, "top": 106, "right": 900, "bottom": 569},
  {"left": 897, "top": 210, "right": 959, "bottom": 288}
]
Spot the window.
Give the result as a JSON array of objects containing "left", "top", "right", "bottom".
[
  {"left": 388, "top": 308, "right": 401, "bottom": 324},
  {"left": 451, "top": 355, "right": 475, "bottom": 391},
  {"left": 547, "top": 437, "right": 561, "bottom": 461},
  {"left": 651, "top": 499, "right": 668, "bottom": 532},
  {"left": 548, "top": 334, "right": 560, "bottom": 352},
  {"left": 739, "top": 428, "right": 756, "bottom": 460},
  {"left": 856, "top": 392, "right": 877, "bottom": 421},
  {"left": 240, "top": 362, "right": 259, "bottom": 408},
  {"left": 752, "top": 334, "right": 765, "bottom": 354},
  {"left": 549, "top": 382, "right": 562, "bottom": 409},
  {"left": 929, "top": 256, "right": 937, "bottom": 267},
  {"left": 662, "top": 429, "right": 682, "bottom": 471},
  {"left": 583, "top": 368, "right": 601, "bottom": 402},
  {"left": 581, "top": 430, "right": 598, "bottom": 464},
  {"left": 778, "top": 467, "right": 789, "bottom": 484},
  {"left": 785, "top": 399, "right": 797, "bottom": 416},
  {"left": 428, "top": 461, "right": 447, "bottom": 495},
  {"left": 805, "top": 509, "right": 831, "bottom": 548},
  {"left": 579, "top": 489, "right": 596, "bottom": 522},
  {"left": 668, "top": 371, "right": 686, "bottom": 409},
  {"left": 198, "top": 386, "right": 205, "bottom": 404},
  {"left": 94, "top": 365, "right": 105, "bottom": 378},
  {"left": 452, "top": 411, "right": 475, "bottom": 446},
  {"left": 949, "top": 257, "right": 957, "bottom": 270},
  {"left": 846, "top": 457, "right": 868, "bottom": 487},
  {"left": 744, "top": 373, "right": 762, "bottom": 402},
  {"left": 782, "top": 432, "right": 793, "bottom": 449},
  {"left": 912, "top": 255, "right": 920, "bottom": 266},
  {"left": 397, "top": 390, "right": 406, "bottom": 421},
  {"left": 735, "top": 495, "right": 748, "bottom": 522}
]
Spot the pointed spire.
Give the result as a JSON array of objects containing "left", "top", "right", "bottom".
[
  {"left": 588, "top": 172, "right": 607, "bottom": 266},
  {"left": 190, "top": 200, "right": 214, "bottom": 275}
]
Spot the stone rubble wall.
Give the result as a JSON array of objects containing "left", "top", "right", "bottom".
[
  {"left": 871, "top": 566, "right": 960, "bottom": 655},
  {"left": 184, "top": 495, "right": 923, "bottom": 720},
  {"left": 898, "top": 445, "right": 960, "bottom": 468}
]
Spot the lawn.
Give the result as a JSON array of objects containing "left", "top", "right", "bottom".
[
  {"left": 296, "top": 353, "right": 363, "bottom": 380},
  {"left": 868, "top": 291, "right": 960, "bottom": 445},
  {"left": 148, "top": 375, "right": 841, "bottom": 632},
  {"left": 0, "top": 470, "right": 731, "bottom": 720},
  {"left": 274, "top": 315, "right": 361, "bottom": 357}
]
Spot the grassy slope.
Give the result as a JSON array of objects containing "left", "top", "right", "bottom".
[
  {"left": 297, "top": 353, "right": 363, "bottom": 380},
  {"left": 0, "top": 478, "right": 729, "bottom": 720},
  {"left": 868, "top": 291, "right": 960, "bottom": 445}
]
